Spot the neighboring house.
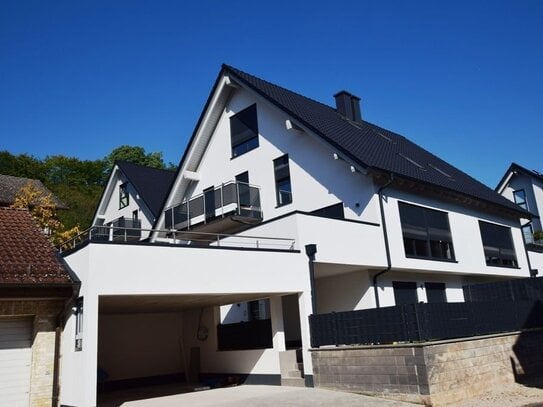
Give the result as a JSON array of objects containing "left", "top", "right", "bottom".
[
  {"left": 496, "top": 162, "right": 543, "bottom": 272},
  {"left": 0, "top": 174, "right": 66, "bottom": 208},
  {"left": 91, "top": 161, "right": 176, "bottom": 240},
  {"left": 0, "top": 207, "right": 79, "bottom": 407},
  {"left": 58, "top": 65, "right": 534, "bottom": 407}
]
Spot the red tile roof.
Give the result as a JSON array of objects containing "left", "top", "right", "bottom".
[{"left": 0, "top": 208, "right": 74, "bottom": 284}]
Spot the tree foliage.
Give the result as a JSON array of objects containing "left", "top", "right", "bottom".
[
  {"left": 105, "top": 145, "right": 173, "bottom": 170},
  {"left": 0, "top": 145, "right": 174, "bottom": 232}
]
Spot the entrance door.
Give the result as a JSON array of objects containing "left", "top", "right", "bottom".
[
  {"left": 0, "top": 318, "right": 32, "bottom": 407},
  {"left": 204, "top": 187, "right": 215, "bottom": 222}
]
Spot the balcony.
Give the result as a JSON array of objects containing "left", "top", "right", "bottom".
[
  {"left": 91, "top": 217, "right": 142, "bottom": 242},
  {"left": 164, "top": 181, "right": 263, "bottom": 238}
]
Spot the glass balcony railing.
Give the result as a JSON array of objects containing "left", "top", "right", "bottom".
[{"left": 164, "top": 181, "right": 262, "bottom": 231}]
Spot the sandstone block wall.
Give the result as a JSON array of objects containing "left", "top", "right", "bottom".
[{"left": 311, "top": 329, "right": 543, "bottom": 406}]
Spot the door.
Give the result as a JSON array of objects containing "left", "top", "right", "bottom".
[{"left": 0, "top": 317, "right": 32, "bottom": 407}]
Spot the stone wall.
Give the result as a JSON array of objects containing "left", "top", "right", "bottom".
[
  {"left": 311, "top": 329, "right": 543, "bottom": 406},
  {"left": 1, "top": 299, "right": 65, "bottom": 407}
]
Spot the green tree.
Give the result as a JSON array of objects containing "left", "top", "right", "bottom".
[
  {"left": 0, "top": 151, "right": 44, "bottom": 180},
  {"left": 105, "top": 145, "right": 168, "bottom": 170}
]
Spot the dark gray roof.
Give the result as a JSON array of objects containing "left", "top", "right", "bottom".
[
  {"left": 497, "top": 163, "right": 543, "bottom": 191},
  {"left": 223, "top": 64, "right": 530, "bottom": 218},
  {"left": 116, "top": 161, "right": 176, "bottom": 218},
  {"left": 0, "top": 174, "right": 66, "bottom": 208}
]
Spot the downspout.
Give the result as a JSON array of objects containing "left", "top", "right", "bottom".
[
  {"left": 520, "top": 220, "right": 539, "bottom": 278},
  {"left": 373, "top": 173, "right": 394, "bottom": 308},
  {"left": 305, "top": 244, "right": 318, "bottom": 314}
]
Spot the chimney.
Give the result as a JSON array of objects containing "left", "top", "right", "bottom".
[{"left": 334, "top": 90, "right": 362, "bottom": 122}]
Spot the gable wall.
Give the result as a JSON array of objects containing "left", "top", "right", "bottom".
[
  {"left": 180, "top": 87, "right": 380, "bottom": 225},
  {"left": 501, "top": 172, "right": 542, "bottom": 231},
  {"left": 98, "top": 170, "right": 155, "bottom": 231}
]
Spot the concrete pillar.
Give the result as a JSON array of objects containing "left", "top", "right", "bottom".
[
  {"left": 298, "top": 291, "right": 314, "bottom": 379},
  {"left": 269, "top": 296, "right": 286, "bottom": 352}
]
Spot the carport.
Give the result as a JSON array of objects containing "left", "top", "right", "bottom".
[{"left": 96, "top": 291, "right": 303, "bottom": 406}]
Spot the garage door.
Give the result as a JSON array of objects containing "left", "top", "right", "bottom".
[{"left": 0, "top": 318, "right": 33, "bottom": 407}]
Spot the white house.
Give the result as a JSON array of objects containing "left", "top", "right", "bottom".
[
  {"left": 496, "top": 162, "right": 543, "bottom": 273},
  {"left": 91, "top": 160, "right": 176, "bottom": 240},
  {"left": 58, "top": 65, "right": 535, "bottom": 407}
]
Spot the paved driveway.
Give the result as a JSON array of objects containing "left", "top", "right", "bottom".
[{"left": 116, "top": 385, "right": 416, "bottom": 407}]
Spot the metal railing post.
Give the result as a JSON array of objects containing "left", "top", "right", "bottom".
[
  {"left": 187, "top": 201, "right": 190, "bottom": 230},
  {"left": 220, "top": 183, "right": 224, "bottom": 218},
  {"left": 236, "top": 182, "right": 241, "bottom": 215}
]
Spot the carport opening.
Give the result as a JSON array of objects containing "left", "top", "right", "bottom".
[{"left": 96, "top": 292, "right": 302, "bottom": 406}]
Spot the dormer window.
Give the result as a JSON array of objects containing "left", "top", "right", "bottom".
[
  {"left": 119, "top": 183, "right": 129, "bottom": 209},
  {"left": 230, "top": 104, "right": 259, "bottom": 158}
]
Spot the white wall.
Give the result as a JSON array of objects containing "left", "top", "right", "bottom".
[
  {"left": 163, "top": 86, "right": 379, "bottom": 227},
  {"left": 60, "top": 243, "right": 312, "bottom": 407},
  {"left": 98, "top": 312, "right": 184, "bottom": 381},
  {"left": 529, "top": 250, "right": 543, "bottom": 274},
  {"left": 316, "top": 270, "right": 374, "bottom": 313},
  {"left": 96, "top": 168, "right": 155, "bottom": 234},
  {"left": 382, "top": 188, "right": 531, "bottom": 278}
]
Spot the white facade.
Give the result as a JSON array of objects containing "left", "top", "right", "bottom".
[
  {"left": 59, "top": 69, "right": 535, "bottom": 406},
  {"left": 93, "top": 164, "right": 155, "bottom": 235}
]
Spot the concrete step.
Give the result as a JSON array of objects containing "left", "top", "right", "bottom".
[
  {"left": 284, "top": 370, "right": 303, "bottom": 378},
  {"left": 281, "top": 377, "right": 305, "bottom": 387}
]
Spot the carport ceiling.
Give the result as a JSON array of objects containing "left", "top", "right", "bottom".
[{"left": 99, "top": 293, "right": 283, "bottom": 314}]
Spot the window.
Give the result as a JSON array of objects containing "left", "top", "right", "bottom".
[
  {"left": 522, "top": 224, "right": 534, "bottom": 244},
  {"left": 75, "top": 297, "right": 83, "bottom": 351},
  {"left": 513, "top": 189, "right": 528, "bottom": 210},
  {"left": 274, "top": 154, "right": 292, "bottom": 206},
  {"left": 393, "top": 281, "right": 418, "bottom": 305},
  {"left": 425, "top": 282, "right": 446, "bottom": 303},
  {"left": 398, "top": 202, "right": 455, "bottom": 260},
  {"left": 119, "top": 183, "right": 129, "bottom": 209},
  {"left": 479, "top": 221, "right": 518, "bottom": 267},
  {"left": 230, "top": 104, "right": 259, "bottom": 157}
]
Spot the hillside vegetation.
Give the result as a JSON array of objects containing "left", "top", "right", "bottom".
[{"left": 0, "top": 146, "right": 176, "bottom": 230}]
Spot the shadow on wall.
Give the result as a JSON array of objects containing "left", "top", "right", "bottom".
[{"left": 511, "top": 301, "right": 543, "bottom": 389}]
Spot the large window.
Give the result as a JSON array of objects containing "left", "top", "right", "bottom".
[
  {"left": 479, "top": 221, "right": 518, "bottom": 267},
  {"left": 230, "top": 104, "right": 259, "bottom": 157},
  {"left": 513, "top": 189, "right": 528, "bottom": 210},
  {"left": 119, "top": 183, "right": 129, "bottom": 209},
  {"left": 273, "top": 154, "right": 292, "bottom": 206},
  {"left": 398, "top": 202, "right": 455, "bottom": 261}
]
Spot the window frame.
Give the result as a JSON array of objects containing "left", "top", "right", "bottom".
[
  {"left": 273, "top": 154, "right": 292, "bottom": 207},
  {"left": 512, "top": 189, "right": 528, "bottom": 210},
  {"left": 478, "top": 220, "right": 518, "bottom": 268},
  {"left": 75, "top": 297, "right": 83, "bottom": 351},
  {"left": 230, "top": 104, "right": 259, "bottom": 158},
  {"left": 119, "top": 183, "right": 129, "bottom": 209},
  {"left": 398, "top": 202, "right": 456, "bottom": 262}
]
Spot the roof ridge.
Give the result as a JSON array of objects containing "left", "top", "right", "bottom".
[{"left": 223, "top": 64, "right": 340, "bottom": 112}]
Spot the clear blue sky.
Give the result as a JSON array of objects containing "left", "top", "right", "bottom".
[{"left": 1, "top": 1, "right": 542, "bottom": 187}]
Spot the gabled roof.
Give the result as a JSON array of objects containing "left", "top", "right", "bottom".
[
  {"left": 0, "top": 174, "right": 66, "bottom": 209},
  {"left": 0, "top": 208, "right": 75, "bottom": 285},
  {"left": 222, "top": 64, "right": 530, "bottom": 218},
  {"left": 496, "top": 162, "right": 543, "bottom": 192},
  {"left": 115, "top": 161, "right": 176, "bottom": 218}
]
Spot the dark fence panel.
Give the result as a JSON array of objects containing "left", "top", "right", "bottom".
[
  {"left": 463, "top": 277, "right": 543, "bottom": 302},
  {"left": 217, "top": 319, "right": 272, "bottom": 351},
  {"left": 310, "top": 300, "right": 543, "bottom": 348}
]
